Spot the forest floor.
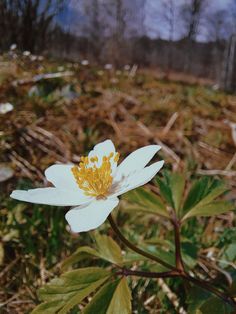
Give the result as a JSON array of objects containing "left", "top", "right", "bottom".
[{"left": 0, "top": 54, "right": 236, "bottom": 313}]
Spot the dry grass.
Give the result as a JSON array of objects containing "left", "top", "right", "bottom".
[{"left": 0, "top": 54, "right": 236, "bottom": 313}]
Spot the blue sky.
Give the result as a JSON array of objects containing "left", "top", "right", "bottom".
[{"left": 58, "top": 0, "right": 234, "bottom": 42}]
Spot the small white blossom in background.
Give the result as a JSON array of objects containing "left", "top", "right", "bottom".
[
  {"left": 0, "top": 103, "right": 14, "bottom": 114},
  {"left": 110, "top": 77, "right": 119, "bottom": 84},
  {"left": 104, "top": 63, "right": 113, "bottom": 70},
  {"left": 116, "top": 70, "right": 122, "bottom": 76},
  {"left": 97, "top": 70, "right": 104, "bottom": 76},
  {"left": 81, "top": 59, "right": 89, "bottom": 66},
  {"left": 30, "top": 55, "right": 37, "bottom": 62},
  {"left": 10, "top": 44, "right": 17, "bottom": 51},
  {"left": 124, "top": 64, "right": 130, "bottom": 71},
  {"left": 38, "top": 56, "right": 44, "bottom": 61},
  {"left": 23, "top": 51, "right": 31, "bottom": 57},
  {"left": 57, "top": 66, "right": 65, "bottom": 72},
  {"left": 11, "top": 140, "right": 164, "bottom": 233}
]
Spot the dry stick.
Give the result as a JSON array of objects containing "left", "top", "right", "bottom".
[
  {"left": 107, "top": 215, "right": 175, "bottom": 271},
  {"left": 162, "top": 112, "right": 179, "bottom": 136},
  {"left": 157, "top": 278, "right": 187, "bottom": 314},
  {"left": 197, "top": 169, "right": 236, "bottom": 177},
  {"left": 225, "top": 152, "right": 236, "bottom": 171}
]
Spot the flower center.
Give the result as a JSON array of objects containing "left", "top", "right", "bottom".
[{"left": 71, "top": 152, "right": 119, "bottom": 198}]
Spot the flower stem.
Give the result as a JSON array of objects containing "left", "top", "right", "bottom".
[
  {"left": 107, "top": 214, "right": 176, "bottom": 270},
  {"left": 116, "top": 268, "right": 179, "bottom": 279},
  {"left": 108, "top": 214, "right": 236, "bottom": 308},
  {"left": 172, "top": 216, "right": 185, "bottom": 273}
]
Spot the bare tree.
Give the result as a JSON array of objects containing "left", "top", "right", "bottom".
[
  {"left": 179, "top": 0, "right": 207, "bottom": 71},
  {"left": 0, "top": 0, "right": 66, "bottom": 52}
]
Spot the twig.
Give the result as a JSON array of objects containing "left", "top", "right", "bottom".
[
  {"left": 225, "top": 152, "right": 236, "bottom": 171},
  {"left": 157, "top": 278, "right": 187, "bottom": 314},
  {"left": 162, "top": 112, "right": 179, "bottom": 136},
  {"left": 12, "top": 71, "right": 74, "bottom": 86},
  {"left": 197, "top": 169, "right": 236, "bottom": 177}
]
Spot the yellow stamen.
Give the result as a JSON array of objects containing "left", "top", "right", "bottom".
[{"left": 71, "top": 152, "right": 120, "bottom": 198}]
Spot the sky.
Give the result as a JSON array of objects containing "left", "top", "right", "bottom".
[
  {"left": 58, "top": 0, "right": 234, "bottom": 42},
  {"left": 145, "top": 0, "right": 233, "bottom": 41}
]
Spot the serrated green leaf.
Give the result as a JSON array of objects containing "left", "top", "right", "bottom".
[
  {"left": 107, "top": 277, "right": 132, "bottom": 314},
  {"left": 167, "top": 172, "right": 185, "bottom": 212},
  {"left": 57, "top": 279, "right": 107, "bottom": 314},
  {"left": 32, "top": 267, "right": 110, "bottom": 314},
  {"left": 62, "top": 234, "right": 123, "bottom": 270},
  {"left": 124, "top": 187, "right": 169, "bottom": 218},
  {"left": 182, "top": 177, "right": 212, "bottom": 213},
  {"left": 155, "top": 176, "right": 174, "bottom": 208},
  {"left": 94, "top": 232, "right": 123, "bottom": 266},
  {"left": 182, "top": 201, "right": 234, "bottom": 221},
  {"left": 83, "top": 279, "right": 121, "bottom": 314},
  {"left": 192, "top": 185, "right": 227, "bottom": 209},
  {"left": 61, "top": 246, "right": 101, "bottom": 270},
  {"left": 155, "top": 172, "right": 185, "bottom": 213},
  {"left": 182, "top": 178, "right": 226, "bottom": 215},
  {"left": 31, "top": 300, "right": 65, "bottom": 314}
]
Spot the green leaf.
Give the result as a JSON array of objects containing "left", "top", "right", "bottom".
[
  {"left": 61, "top": 246, "right": 101, "bottom": 270},
  {"left": 155, "top": 172, "right": 185, "bottom": 213},
  {"left": 155, "top": 176, "right": 174, "bottom": 208},
  {"left": 167, "top": 172, "right": 185, "bottom": 212},
  {"left": 182, "top": 177, "right": 226, "bottom": 214},
  {"left": 182, "top": 201, "right": 235, "bottom": 221},
  {"left": 198, "top": 297, "right": 233, "bottom": 314},
  {"left": 83, "top": 279, "right": 121, "bottom": 314},
  {"left": 62, "top": 233, "right": 123, "bottom": 270},
  {"left": 124, "top": 187, "right": 169, "bottom": 218},
  {"left": 31, "top": 300, "right": 65, "bottom": 314},
  {"left": 94, "top": 232, "right": 123, "bottom": 266},
  {"left": 182, "top": 177, "right": 209, "bottom": 213},
  {"left": 192, "top": 185, "right": 228, "bottom": 209},
  {"left": 187, "top": 286, "right": 210, "bottom": 314},
  {"left": 107, "top": 278, "right": 132, "bottom": 314},
  {"left": 32, "top": 267, "right": 110, "bottom": 314}
]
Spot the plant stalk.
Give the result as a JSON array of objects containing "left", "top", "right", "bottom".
[
  {"left": 108, "top": 214, "right": 236, "bottom": 308},
  {"left": 172, "top": 216, "right": 185, "bottom": 273},
  {"left": 107, "top": 214, "right": 176, "bottom": 270},
  {"left": 117, "top": 268, "right": 179, "bottom": 279}
]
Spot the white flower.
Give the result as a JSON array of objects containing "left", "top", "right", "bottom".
[
  {"left": 124, "top": 64, "right": 130, "bottom": 71},
  {"left": 97, "top": 70, "right": 104, "bottom": 76},
  {"left": 10, "top": 44, "right": 17, "bottom": 51},
  {"left": 81, "top": 59, "right": 89, "bottom": 66},
  {"left": 0, "top": 103, "right": 14, "bottom": 114},
  {"left": 104, "top": 63, "right": 113, "bottom": 70},
  {"left": 23, "top": 51, "right": 31, "bottom": 57},
  {"left": 10, "top": 140, "right": 164, "bottom": 233}
]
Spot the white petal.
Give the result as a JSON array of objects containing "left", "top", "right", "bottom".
[
  {"left": 115, "top": 145, "right": 161, "bottom": 179},
  {"left": 89, "top": 139, "right": 115, "bottom": 158},
  {"left": 10, "top": 187, "right": 92, "bottom": 206},
  {"left": 111, "top": 160, "right": 164, "bottom": 197},
  {"left": 65, "top": 198, "right": 119, "bottom": 232},
  {"left": 45, "top": 164, "right": 79, "bottom": 190},
  {"left": 88, "top": 139, "right": 116, "bottom": 166}
]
